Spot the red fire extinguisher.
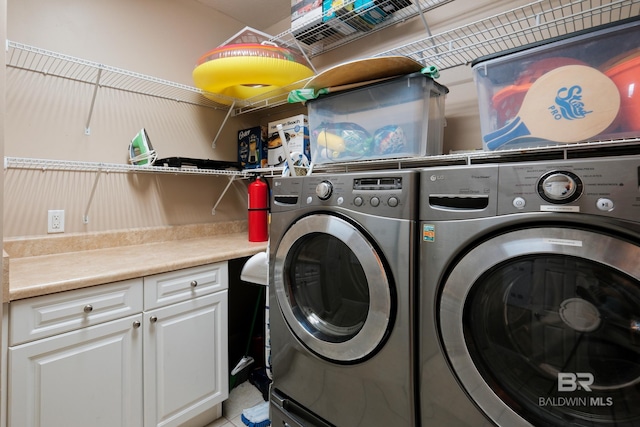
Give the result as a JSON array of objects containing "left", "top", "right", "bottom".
[{"left": 248, "top": 176, "right": 269, "bottom": 242}]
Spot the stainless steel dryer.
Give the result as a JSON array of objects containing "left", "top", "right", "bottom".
[
  {"left": 269, "top": 170, "right": 418, "bottom": 427},
  {"left": 418, "top": 155, "right": 640, "bottom": 426}
]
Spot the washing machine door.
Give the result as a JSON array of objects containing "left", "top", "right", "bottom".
[
  {"left": 273, "top": 213, "right": 393, "bottom": 363},
  {"left": 440, "top": 227, "right": 640, "bottom": 427}
]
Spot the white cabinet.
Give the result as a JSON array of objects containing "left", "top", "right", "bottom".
[
  {"left": 143, "top": 264, "right": 229, "bottom": 427},
  {"left": 7, "top": 279, "right": 144, "bottom": 427},
  {"left": 144, "top": 291, "right": 228, "bottom": 427},
  {"left": 5, "top": 262, "right": 229, "bottom": 427}
]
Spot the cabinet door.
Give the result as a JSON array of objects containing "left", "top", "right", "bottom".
[
  {"left": 144, "top": 290, "right": 228, "bottom": 427},
  {"left": 8, "top": 314, "right": 143, "bottom": 427}
]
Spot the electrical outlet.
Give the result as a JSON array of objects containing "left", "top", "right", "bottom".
[{"left": 48, "top": 210, "right": 65, "bottom": 233}]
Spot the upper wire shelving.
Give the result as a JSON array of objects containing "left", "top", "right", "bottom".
[
  {"left": 5, "top": 40, "right": 239, "bottom": 121},
  {"left": 242, "top": 0, "right": 640, "bottom": 113},
  {"left": 5, "top": 1, "right": 639, "bottom": 140},
  {"left": 270, "top": 0, "right": 455, "bottom": 57},
  {"left": 6, "top": 1, "right": 639, "bottom": 117},
  {"left": 375, "top": 0, "right": 640, "bottom": 69}
]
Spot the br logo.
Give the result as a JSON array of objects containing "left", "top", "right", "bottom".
[{"left": 558, "top": 372, "right": 594, "bottom": 392}]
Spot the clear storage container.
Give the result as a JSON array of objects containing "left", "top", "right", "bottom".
[
  {"left": 307, "top": 72, "right": 448, "bottom": 164},
  {"left": 472, "top": 18, "right": 640, "bottom": 151}
]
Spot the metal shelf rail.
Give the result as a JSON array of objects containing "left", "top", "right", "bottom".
[
  {"left": 375, "top": 0, "right": 640, "bottom": 69},
  {"left": 4, "top": 156, "right": 254, "bottom": 221},
  {"left": 5, "top": 41, "right": 239, "bottom": 134},
  {"left": 3, "top": 156, "right": 248, "bottom": 176}
]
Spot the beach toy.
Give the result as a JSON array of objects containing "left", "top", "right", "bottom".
[
  {"left": 484, "top": 65, "right": 620, "bottom": 150},
  {"left": 492, "top": 57, "right": 588, "bottom": 127},
  {"left": 193, "top": 42, "right": 314, "bottom": 102}
]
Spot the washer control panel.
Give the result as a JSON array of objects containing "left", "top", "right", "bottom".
[
  {"left": 420, "top": 155, "right": 640, "bottom": 223},
  {"left": 498, "top": 156, "right": 640, "bottom": 223},
  {"left": 304, "top": 172, "right": 417, "bottom": 220}
]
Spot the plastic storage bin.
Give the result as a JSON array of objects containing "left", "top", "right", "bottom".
[
  {"left": 472, "top": 18, "right": 640, "bottom": 151},
  {"left": 307, "top": 72, "right": 448, "bottom": 164}
]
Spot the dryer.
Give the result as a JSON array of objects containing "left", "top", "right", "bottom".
[
  {"left": 418, "top": 155, "right": 640, "bottom": 426},
  {"left": 269, "top": 170, "right": 418, "bottom": 427}
]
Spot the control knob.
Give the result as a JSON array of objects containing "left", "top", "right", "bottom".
[
  {"left": 316, "top": 181, "right": 333, "bottom": 200},
  {"left": 538, "top": 171, "right": 582, "bottom": 204}
]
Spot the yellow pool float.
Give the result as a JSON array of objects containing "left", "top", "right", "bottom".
[{"left": 193, "top": 43, "right": 314, "bottom": 102}]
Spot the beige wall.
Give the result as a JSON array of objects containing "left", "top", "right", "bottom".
[{"left": 5, "top": 0, "right": 254, "bottom": 238}]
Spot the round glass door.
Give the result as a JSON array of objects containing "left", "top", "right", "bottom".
[
  {"left": 273, "top": 214, "right": 394, "bottom": 363},
  {"left": 440, "top": 227, "right": 640, "bottom": 426}
]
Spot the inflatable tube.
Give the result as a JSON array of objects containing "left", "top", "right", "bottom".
[{"left": 193, "top": 43, "right": 314, "bottom": 102}]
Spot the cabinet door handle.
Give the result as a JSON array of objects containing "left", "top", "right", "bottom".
[
  {"left": 133, "top": 320, "right": 141, "bottom": 328},
  {"left": 83, "top": 304, "right": 93, "bottom": 313},
  {"left": 150, "top": 316, "right": 158, "bottom": 323},
  {"left": 190, "top": 280, "right": 198, "bottom": 287}
]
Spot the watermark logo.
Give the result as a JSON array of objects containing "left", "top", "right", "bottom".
[
  {"left": 558, "top": 372, "right": 594, "bottom": 392},
  {"left": 538, "top": 372, "right": 613, "bottom": 407}
]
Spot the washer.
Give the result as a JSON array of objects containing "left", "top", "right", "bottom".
[
  {"left": 269, "top": 170, "right": 418, "bottom": 427},
  {"left": 418, "top": 155, "right": 640, "bottom": 426}
]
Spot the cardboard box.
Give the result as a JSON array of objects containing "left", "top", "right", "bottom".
[
  {"left": 307, "top": 73, "right": 448, "bottom": 164},
  {"left": 238, "top": 126, "right": 267, "bottom": 169},
  {"left": 267, "top": 115, "right": 310, "bottom": 167}
]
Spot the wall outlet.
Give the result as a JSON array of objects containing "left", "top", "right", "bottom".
[{"left": 48, "top": 210, "right": 65, "bottom": 233}]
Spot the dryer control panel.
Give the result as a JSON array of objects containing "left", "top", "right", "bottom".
[{"left": 497, "top": 155, "right": 640, "bottom": 223}]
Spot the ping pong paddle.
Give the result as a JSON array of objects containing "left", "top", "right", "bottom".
[{"left": 483, "top": 65, "right": 620, "bottom": 150}]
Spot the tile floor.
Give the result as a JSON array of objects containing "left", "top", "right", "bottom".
[{"left": 205, "top": 381, "right": 267, "bottom": 427}]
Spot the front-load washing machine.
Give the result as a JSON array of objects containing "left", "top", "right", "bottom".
[
  {"left": 418, "top": 154, "right": 640, "bottom": 426},
  {"left": 269, "top": 170, "right": 418, "bottom": 427}
]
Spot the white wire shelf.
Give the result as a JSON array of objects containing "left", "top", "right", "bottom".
[
  {"left": 5, "top": 138, "right": 639, "bottom": 178},
  {"left": 375, "top": 0, "right": 640, "bottom": 69},
  {"left": 311, "top": 138, "right": 640, "bottom": 173},
  {"left": 270, "top": 0, "right": 454, "bottom": 56},
  {"left": 4, "top": 156, "right": 253, "bottom": 177},
  {"left": 5, "top": 41, "right": 239, "bottom": 111},
  {"left": 3, "top": 157, "right": 257, "bottom": 220}
]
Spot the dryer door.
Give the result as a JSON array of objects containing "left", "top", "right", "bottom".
[
  {"left": 273, "top": 213, "right": 393, "bottom": 363},
  {"left": 440, "top": 227, "right": 640, "bottom": 427}
]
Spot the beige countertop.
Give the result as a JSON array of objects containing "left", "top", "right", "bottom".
[{"left": 5, "top": 231, "right": 268, "bottom": 302}]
